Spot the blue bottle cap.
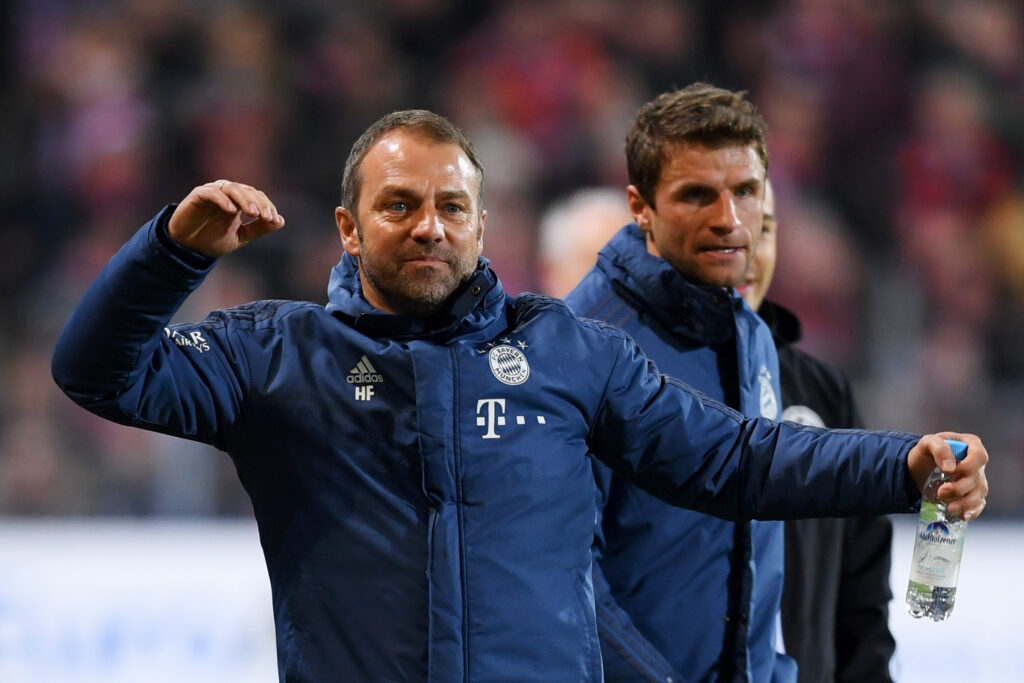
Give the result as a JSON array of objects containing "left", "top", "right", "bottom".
[{"left": 944, "top": 439, "right": 968, "bottom": 461}]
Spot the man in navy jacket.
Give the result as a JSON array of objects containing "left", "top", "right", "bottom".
[
  {"left": 565, "top": 84, "right": 907, "bottom": 682},
  {"left": 736, "top": 181, "right": 896, "bottom": 682},
  {"left": 52, "top": 109, "right": 988, "bottom": 682}
]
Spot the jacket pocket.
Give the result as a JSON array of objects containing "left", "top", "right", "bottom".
[
  {"left": 572, "top": 568, "right": 604, "bottom": 681},
  {"left": 593, "top": 565, "right": 685, "bottom": 683}
]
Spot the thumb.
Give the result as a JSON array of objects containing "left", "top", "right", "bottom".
[{"left": 933, "top": 436, "right": 964, "bottom": 474}]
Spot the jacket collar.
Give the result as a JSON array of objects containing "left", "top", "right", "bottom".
[
  {"left": 596, "top": 224, "right": 742, "bottom": 344},
  {"left": 325, "top": 252, "right": 505, "bottom": 342},
  {"left": 757, "top": 299, "right": 802, "bottom": 348}
]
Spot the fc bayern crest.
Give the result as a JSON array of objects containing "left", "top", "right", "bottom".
[
  {"left": 758, "top": 364, "right": 779, "bottom": 420},
  {"left": 488, "top": 345, "right": 530, "bottom": 385},
  {"left": 781, "top": 405, "right": 826, "bottom": 428}
]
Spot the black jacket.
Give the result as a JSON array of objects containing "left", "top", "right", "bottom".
[{"left": 760, "top": 301, "right": 896, "bottom": 683}]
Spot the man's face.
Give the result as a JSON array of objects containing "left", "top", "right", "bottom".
[
  {"left": 335, "top": 129, "right": 486, "bottom": 317},
  {"left": 629, "top": 142, "right": 765, "bottom": 288},
  {"left": 735, "top": 180, "right": 777, "bottom": 311}
]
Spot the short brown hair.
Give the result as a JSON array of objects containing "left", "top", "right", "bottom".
[
  {"left": 626, "top": 83, "right": 768, "bottom": 207},
  {"left": 340, "top": 109, "right": 485, "bottom": 213}
]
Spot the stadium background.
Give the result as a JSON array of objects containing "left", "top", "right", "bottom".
[{"left": 1, "top": 0, "right": 1022, "bottom": 680}]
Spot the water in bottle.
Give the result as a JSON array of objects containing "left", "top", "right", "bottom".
[{"left": 905, "top": 439, "right": 969, "bottom": 621}]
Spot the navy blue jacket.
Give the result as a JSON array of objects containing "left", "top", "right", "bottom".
[
  {"left": 52, "top": 208, "right": 921, "bottom": 682},
  {"left": 566, "top": 224, "right": 791, "bottom": 682}
]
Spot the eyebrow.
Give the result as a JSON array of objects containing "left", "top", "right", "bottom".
[
  {"left": 375, "top": 186, "right": 421, "bottom": 201},
  {"left": 436, "top": 189, "right": 473, "bottom": 204},
  {"left": 375, "top": 186, "right": 473, "bottom": 202}
]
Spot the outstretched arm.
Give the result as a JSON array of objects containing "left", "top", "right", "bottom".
[{"left": 586, "top": 328, "right": 991, "bottom": 522}]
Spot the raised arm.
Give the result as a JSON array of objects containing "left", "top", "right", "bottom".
[{"left": 51, "top": 181, "right": 286, "bottom": 445}]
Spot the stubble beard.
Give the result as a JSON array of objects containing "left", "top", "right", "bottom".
[{"left": 358, "top": 233, "right": 478, "bottom": 318}]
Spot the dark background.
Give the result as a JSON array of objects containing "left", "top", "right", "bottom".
[{"left": 2, "top": 0, "right": 1022, "bottom": 516}]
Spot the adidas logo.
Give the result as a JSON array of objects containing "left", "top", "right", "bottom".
[{"left": 347, "top": 355, "right": 384, "bottom": 385}]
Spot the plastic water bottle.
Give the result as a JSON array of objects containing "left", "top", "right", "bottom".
[{"left": 905, "top": 439, "right": 969, "bottom": 621}]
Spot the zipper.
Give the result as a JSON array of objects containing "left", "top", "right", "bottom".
[{"left": 450, "top": 345, "right": 470, "bottom": 681}]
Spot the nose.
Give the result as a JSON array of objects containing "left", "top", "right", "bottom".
[
  {"left": 410, "top": 207, "right": 445, "bottom": 242},
  {"left": 709, "top": 194, "right": 742, "bottom": 233}
]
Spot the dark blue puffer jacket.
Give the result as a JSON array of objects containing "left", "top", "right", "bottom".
[
  {"left": 52, "top": 208, "right": 921, "bottom": 682},
  {"left": 565, "top": 224, "right": 789, "bottom": 681}
]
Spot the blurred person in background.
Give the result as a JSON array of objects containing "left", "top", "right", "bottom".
[
  {"left": 51, "top": 107, "right": 988, "bottom": 681},
  {"left": 736, "top": 180, "right": 896, "bottom": 683},
  {"left": 537, "top": 187, "right": 633, "bottom": 298},
  {"left": 566, "top": 83, "right": 796, "bottom": 682}
]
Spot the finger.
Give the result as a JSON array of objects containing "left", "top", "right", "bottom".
[
  {"left": 215, "top": 181, "right": 263, "bottom": 221},
  {"left": 939, "top": 465, "right": 988, "bottom": 501},
  {"left": 220, "top": 183, "right": 281, "bottom": 224},
  {"left": 238, "top": 213, "right": 286, "bottom": 242},
  {"left": 196, "top": 181, "right": 241, "bottom": 215},
  {"left": 252, "top": 189, "right": 279, "bottom": 223},
  {"left": 948, "top": 432, "right": 988, "bottom": 474},
  {"left": 936, "top": 432, "right": 988, "bottom": 488},
  {"left": 944, "top": 478, "right": 988, "bottom": 520},
  {"left": 963, "top": 495, "right": 987, "bottom": 521},
  {"left": 939, "top": 457, "right": 988, "bottom": 518},
  {"left": 919, "top": 434, "right": 956, "bottom": 474},
  {"left": 170, "top": 183, "right": 241, "bottom": 241}
]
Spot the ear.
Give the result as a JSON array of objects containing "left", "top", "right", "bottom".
[
  {"left": 626, "top": 185, "right": 653, "bottom": 234},
  {"left": 476, "top": 209, "right": 487, "bottom": 257},
  {"left": 336, "top": 206, "right": 360, "bottom": 257}
]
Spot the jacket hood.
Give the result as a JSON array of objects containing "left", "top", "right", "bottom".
[
  {"left": 596, "top": 224, "right": 744, "bottom": 344},
  {"left": 757, "top": 299, "right": 802, "bottom": 349},
  {"left": 325, "top": 252, "right": 506, "bottom": 342}
]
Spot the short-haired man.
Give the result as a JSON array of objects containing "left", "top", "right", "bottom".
[
  {"left": 53, "top": 108, "right": 987, "bottom": 681},
  {"left": 566, "top": 83, "right": 843, "bottom": 681}
]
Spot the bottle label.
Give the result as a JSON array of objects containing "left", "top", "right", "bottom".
[{"left": 909, "top": 502, "right": 966, "bottom": 588}]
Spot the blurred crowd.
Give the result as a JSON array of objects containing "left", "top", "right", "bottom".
[{"left": 2, "top": 0, "right": 1023, "bottom": 516}]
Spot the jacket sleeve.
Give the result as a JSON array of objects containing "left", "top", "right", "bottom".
[
  {"left": 51, "top": 206, "right": 247, "bottom": 450},
  {"left": 585, "top": 327, "right": 922, "bottom": 521}
]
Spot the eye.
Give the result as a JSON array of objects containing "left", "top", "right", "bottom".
[
  {"left": 444, "top": 203, "right": 465, "bottom": 214},
  {"left": 736, "top": 185, "right": 756, "bottom": 198},
  {"left": 680, "top": 187, "right": 708, "bottom": 203},
  {"left": 389, "top": 201, "right": 408, "bottom": 212}
]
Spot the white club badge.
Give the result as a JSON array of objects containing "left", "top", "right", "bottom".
[
  {"left": 758, "top": 364, "right": 779, "bottom": 420},
  {"left": 781, "top": 405, "right": 826, "bottom": 428},
  {"left": 488, "top": 344, "right": 530, "bottom": 386}
]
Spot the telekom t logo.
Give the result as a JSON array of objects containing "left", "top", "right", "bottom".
[
  {"left": 476, "top": 398, "right": 506, "bottom": 439},
  {"left": 476, "top": 398, "right": 547, "bottom": 439}
]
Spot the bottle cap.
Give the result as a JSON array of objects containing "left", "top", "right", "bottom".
[{"left": 944, "top": 439, "right": 968, "bottom": 461}]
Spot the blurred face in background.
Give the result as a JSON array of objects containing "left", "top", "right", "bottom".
[
  {"left": 735, "top": 179, "right": 777, "bottom": 310},
  {"left": 537, "top": 188, "right": 633, "bottom": 298},
  {"left": 628, "top": 142, "right": 765, "bottom": 288}
]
